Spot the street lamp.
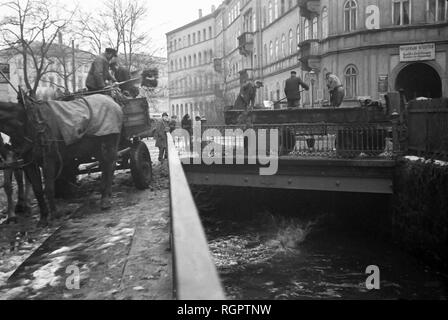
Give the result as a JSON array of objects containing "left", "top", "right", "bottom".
[{"left": 308, "top": 69, "right": 317, "bottom": 108}]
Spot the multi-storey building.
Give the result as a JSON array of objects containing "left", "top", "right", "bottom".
[
  {"left": 166, "top": 8, "right": 222, "bottom": 123},
  {"left": 167, "top": 0, "right": 448, "bottom": 122},
  {"left": 0, "top": 40, "right": 95, "bottom": 102}
]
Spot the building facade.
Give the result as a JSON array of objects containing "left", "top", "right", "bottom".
[
  {"left": 0, "top": 41, "right": 95, "bottom": 102},
  {"left": 166, "top": 8, "right": 223, "bottom": 123},
  {"left": 167, "top": 0, "right": 448, "bottom": 122}
]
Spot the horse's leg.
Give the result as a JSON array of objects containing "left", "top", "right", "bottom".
[
  {"left": 3, "top": 167, "right": 17, "bottom": 224},
  {"left": 14, "top": 169, "right": 31, "bottom": 215},
  {"left": 42, "top": 156, "right": 58, "bottom": 219},
  {"left": 24, "top": 163, "right": 49, "bottom": 227},
  {"left": 99, "top": 137, "right": 118, "bottom": 210}
]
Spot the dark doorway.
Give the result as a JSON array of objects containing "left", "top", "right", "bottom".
[{"left": 395, "top": 63, "right": 442, "bottom": 101}]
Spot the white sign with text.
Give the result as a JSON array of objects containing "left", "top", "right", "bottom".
[{"left": 400, "top": 43, "right": 436, "bottom": 62}]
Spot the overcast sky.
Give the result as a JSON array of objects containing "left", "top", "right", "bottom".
[
  {"left": 70, "top": 0, "right": 223, "bottom": 57},
  {"left": 0, "top": 0, "right": 223, "bottom": 57}
]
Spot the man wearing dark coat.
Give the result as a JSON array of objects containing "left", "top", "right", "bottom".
[
  {"left": 284, "top": 71, "right": 309, "bottom": 109},
  {"left": 234, "top": 80, "right": 263, "bottom": 110},
  {"left": 85, "top": 48, "right": 117, "bottom": 91}
]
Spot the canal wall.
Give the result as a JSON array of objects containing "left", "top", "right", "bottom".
[{"left": 392, "top": 158, "right": 448, "bottom": 271}]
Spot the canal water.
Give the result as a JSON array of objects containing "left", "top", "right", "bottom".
[{"left": 195, "top": 187, "right": 447, "bottom": 300}]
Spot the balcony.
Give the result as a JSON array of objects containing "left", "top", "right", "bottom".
[
  {"left": 298, "top": 39, "right": 321, "bottom": 72},
  {"left": 238, "top": 32, "right": 254, "bottom": 56},
  {"left": 213, "top": 58, "right": 223, "bottom": 73},
  {"left": 298, "top": 0, "right": 321, "bottom": 18}
]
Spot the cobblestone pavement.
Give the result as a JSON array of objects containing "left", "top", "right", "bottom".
[{"left": 0, "top": 139, "right": 172, "bottom": 300}]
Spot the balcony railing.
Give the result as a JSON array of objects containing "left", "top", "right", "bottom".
[{"left": 238, "top": 32, "right": 254, "bottom": 56}]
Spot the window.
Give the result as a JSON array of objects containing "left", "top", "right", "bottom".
[
  {"left": 344, "top": 0, "right": 357, "bottom": 31},
  {"left": 204, "top": 51, "right": 208, "bottom": 63},
  {"left": 193, "top": 54, "right": 197, "bottom": 66},
  {"left": 296, "top": 24, "right": 301, "bottom": 45},
  {"left": 203, "top": 29, "right": 206, "bottom": 40},
  {"left": 275, "top": 39, "right": 279, "bottom": 60},
  {"left": 427, "top": 0, "right": 446, "bottom": 22},
  {"left": 281, "top": 0, "right": 285, "bottom": 14},
  {"left": 393, "top": 0, "right": 410, "bottom": 25},
  {"left": 264, "top": 44, "right": 268, "bottom": 64},
  {"left": 198, "top": 31, "right": 201, "bottom": 42},
  {"left": 288, "top": 29, "right": 293, "bottom": 54},
  {"left": 274, "top": 0, "right": 279, "bottom": 19},
  {"left": 312, "top": 17, "right": 318, "bottom": 39},
  {"left": 345, "top": 65, "right": 358, "bottom": 98},
  {"left": 209, "top": 26, "right": 213, "bottom": 38},
  {"left": 269, "top": 41, "right": 273, "bottom": 62},
  {"left": 304, "top": 19, "right": 310, "bottom": 40},
  {"left": 268, "top": 1, "right": 273, "bottom": 23},
  {"left": 281, "top": 34, "right": 286, "bottom": 57},
  {"left": 322, "top": 7, "right": 329, "bottom": 38},
  {"left": 188, "top": 35, "right": 191, "bottom": 46},
  {"left": 198, "top": 52, "right": 202, "bottom": 65},
  {"left": 193, "top": 33, "right": 196, "bottom": 43},
  {"left": 184, "top": 57, "right": 187, "bottom": 68},
  {"left": 188, "top": 56, "right": 192, "bottom": 68}
]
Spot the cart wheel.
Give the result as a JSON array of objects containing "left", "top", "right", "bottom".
[{"left": 130, "top": 141, "right": 153, "bottom": 190}]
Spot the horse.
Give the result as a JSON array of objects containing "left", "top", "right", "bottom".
[
  {"left": 0, "top": 135, "right": 33, "bottom": 223},
  {"left": 0, "top": 91, "right": 123, "bottom": 226}
]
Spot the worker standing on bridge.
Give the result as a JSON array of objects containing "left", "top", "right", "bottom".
[
  {"left": 326, "top": 72, "right": 345, "bottom": 108},
  {"left": 234, "top": 80, "right": 263, "bottom": 110},
  {"left": 284, "top": 71, "right": 309, "bottom": 109}
]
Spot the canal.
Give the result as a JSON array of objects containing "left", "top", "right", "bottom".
[{"left": 194, "top": 187, "right": 447, "bottom": 300}]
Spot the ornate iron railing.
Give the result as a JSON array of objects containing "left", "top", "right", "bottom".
[{"left": 176, "top": 122, "right": 404, "bottom": 159}]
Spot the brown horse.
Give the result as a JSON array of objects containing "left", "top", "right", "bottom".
[{"left": 0, "top": 92, "right": 122, "bottom": 226}]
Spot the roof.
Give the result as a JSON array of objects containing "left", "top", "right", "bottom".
[{"left": 166, "top": 6, "right": 222, "bottom": 36}]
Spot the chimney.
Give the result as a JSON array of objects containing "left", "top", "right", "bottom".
[
  {"left": 211, "top": 5, "right": 216, "bottom": 12},
  {"left": 199, "top": 9, "right": 203, "bottom": 18}
]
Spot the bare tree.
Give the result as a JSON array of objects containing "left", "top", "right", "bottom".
[{"left": 0, "top": 0, "right": 76, "bottom": 97}]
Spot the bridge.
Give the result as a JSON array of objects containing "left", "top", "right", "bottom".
[
  {"left": 180, "top": 122, "right": 402, "bottom": 195},
  {"left": 0, "top": 121, "right": 404, "bottom": 300}
]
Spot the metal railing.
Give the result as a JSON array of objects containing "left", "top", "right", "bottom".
[
  {"left": 167, "top": 133, "right": 226, "bottom": 300},
  {"left": 178, "top": 122, "right": 402, "bottom": 159}
]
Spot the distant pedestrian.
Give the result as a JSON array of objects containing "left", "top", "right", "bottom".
[
  {"left": 326, "top": 72, "right": 345, "bottom": 108},
  {"left": 155, "top": 113, "right": 170, "bottom": 162},
  {"left": 169, "top": 115, "right": 178, "bottom": 133},
  {"left": 181, "top": 114, "right": 193, "bottom": 151},
  {"left": 284, "top": 71, "right": 309, "bottom": 109}
]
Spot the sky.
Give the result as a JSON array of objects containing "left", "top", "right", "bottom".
[
  {"left": 0, "top": 0, "right": 223, "bottom": 57},
  {"left": 67, "top": 0, "right": 224, "bottom": 57}
]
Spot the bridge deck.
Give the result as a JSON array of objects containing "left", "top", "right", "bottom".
[{"left": 183, "top": 156, "right": 396, "bottom": 194}]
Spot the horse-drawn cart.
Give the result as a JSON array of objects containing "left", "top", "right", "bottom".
[{"left": 55, "top": 93, "right": 155, "bottom": 195}]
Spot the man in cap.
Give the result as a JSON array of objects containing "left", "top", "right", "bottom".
[
  {"left": 326, "top": 72, "right": 345, "bottom": 108},
  {"left": 284, "top": 71, "right": 309, "bottom": 109},
  {"left": 234, "top": 79, "right": 263, "bottom": 110},
  {"left": 85, "top": 48, "right": 118, "bottom": 92}
]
